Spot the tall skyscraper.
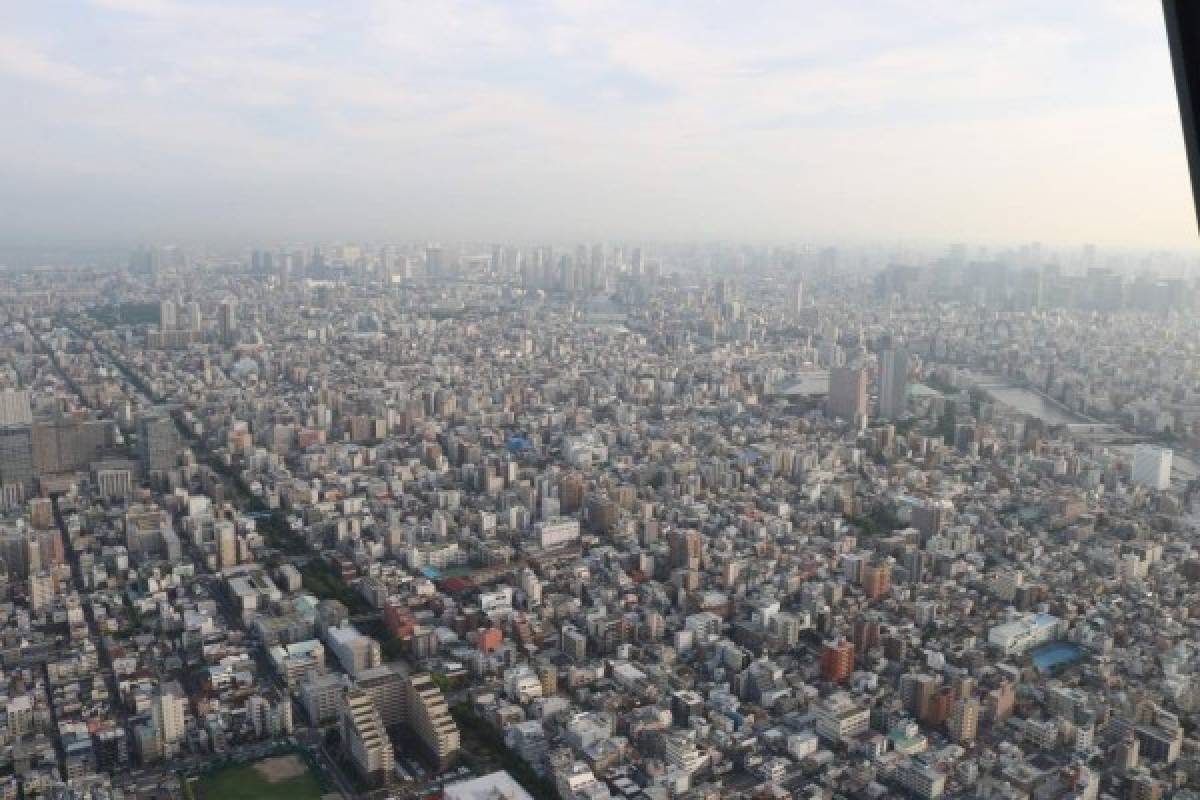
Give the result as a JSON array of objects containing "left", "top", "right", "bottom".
[
  {"left": 878, "top": 345, "right": 910, "bottom": 420},
  {"left": 218, "top": 298, "right": 238, "bottom": 346},
  {"left": 159, "top": 299, "right": 177, "bottom": 331},
  {"left": 828, "top": 366, "right": 868, "bottom": 426}
]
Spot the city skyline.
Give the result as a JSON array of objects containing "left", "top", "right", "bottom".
[{"left": 1, "top": 0, "right": 1197, "bottom": 249}]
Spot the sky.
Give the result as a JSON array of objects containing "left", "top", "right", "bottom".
[{"left": 0, "top": 0, "right": 1196, "bottom": 250}]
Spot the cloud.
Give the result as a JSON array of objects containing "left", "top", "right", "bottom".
[
  {"left": 0, "top": 1, "right": 1193, "bottom": 248},
  {"left": 0, "top": 34, "right": 112, "bottom": 95}
]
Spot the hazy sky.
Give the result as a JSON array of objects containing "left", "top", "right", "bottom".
[{"left": 1, "top": 0, "right": 1196, "bottom": 249}]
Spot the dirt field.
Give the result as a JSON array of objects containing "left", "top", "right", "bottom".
[{"left": 254, "top": 754, "right": 309, "bottom": 783}]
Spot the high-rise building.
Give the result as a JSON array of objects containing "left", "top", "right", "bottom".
[
  {"left": 340, "top": 688, "right": 393, "bottom": 787},
  {"left": 902, "top": 673, "right": 940, "bottom": 719},
  {"left": 851, "top": 614, "right": 882, "bottom": 655},
  {"left": 218, "top": 298, "right": 238, "bottom": 346},
  {"left": 137, "top": 412, "right": 179, "bottom": 473},
  {"left": 828, "top": 366, "right": 868, "bottom": 426},
  {"left": 159, "top": 299, "right": 177, "bottom": 331},
  {"left": 912, "top": 500, "right": 951, "bottom": 541},
  {"left": 0, "top": 527, "right": 40, "bottom": 579},
  {"left": 183, "top": 301, "right": 202, "bottom": 332},
  {"left": 664, "top": 729, "right": 706, "bottom": 774},
  {"left": 32, "top": 416, "right": 114, "bottom": 474},
  {"left": 426, "top": 246, "right": 445, "bottom": 278},
  {"left": 152, "top": 684, "right": 187, "bottom": 755},
  {"left": 820, "top": 637, "right": 855, "bottom": 682},
  {"left": 669, "top": 529, "right": 704, "bottom": 570},
  {"left": 356, "top": 664, "right": 407, "bottom": 727},
  {"left": 1132, "top": 445, "right": 1172, "bottom": 491},
  {"left": 29, "top": 570, "right": 55, "bottom": 612},
  {"left": 948, "top": 697, "right": 980, "bottom": 743},
  {"left": 407, "top": 672, "right": 460, "bottom": 770},
  {"left": 326, "top": 623, "right": 382, "bottom": 677},
  {"left": 0, "top": 425, "right": 34, "bottom": 500},
  {"left": 861, "top": 560, "right": 892, "bottom": 601},
  {"left": 0, "top": 390, "right": 32, "bottom": 426},
  {"left": 878, "top": 345, "right": 910, "bottom": 420},
  {"left": 924, "top": 686, "right": 957, "bottom": 726}
]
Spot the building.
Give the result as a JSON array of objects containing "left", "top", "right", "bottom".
[
  {"left": 159, "top": 299, "right": 177, "bottom": 331},
  {"left": 878, "top": 345, "right": 910, "bottom": 420},
  {"left": 33, "top": 416, "right": 114, "bottom": 474},
  {"left": 0, "top": 390, "right": 32, "bottom": 426},
  {"left": 893, "top": 761, "right": 946, "bottom": 799},
  {"left": 664, "top": 729, "right": 707, "bottom": 775},
  {"left": 861, "top": 560, "right": 891, "bottom": 600},
  {"left": 948, "top": 697, "right": 980, "bottom": 743},
  {"left": 988, "top": 613, "right": 1063, "bottom": 656},
  {"left": 506, "top": 721, "right": 549, "bottom": 775},
  {"left": 125, "top": 505, "right": 174, "bottom": 563},
  {"left": 326, "top": 623, "right": 382, "bottom": 677},
  {"left": 152, "top": 684, "right": 187, "bottom": 756},
  {"left": 1135, "top": 722, "right": 1182, "bottom": 765},
  {"left": 219, "top": 297, "right": 238, "bottom": 345},
  {"left": 534, "top": 517, "right": 581, "bottom": 549},
  {"left": 300, "top": 673, "right": 350, "bottom": 726},
  {"left": 137, "top": 412, "right": 180, "bottom": 473},
  {"left": 444, "top": 772, "right": 534, "bottom": 800},
  {"left": 356, "top": 663, "right": 407, "bottom": 727},
  {"left": 406, "top": 672, "right": 460, "bottom": 770},
  {"left": 852, "top": 615, "right": 882, "bottom": 655},
  {"left": 93, "top": 461, "right": 134, "bottom": 499},
  {"left": 820, "top": 637, "right": 855, "bottom": 682},
  {"left": 1128, "top": 771, "right": 1163, "bottom": 800},
  {"left": 0, "top": 424, "right": 33, "bottom": 501},
  {"left": 29, "top": 570, "right": 56, "bottom": 612},
  {"left": 269, "top": 640, "right": 326, "bottom": 687},
  {"left": 828, "top": 366, "right": 868, "bottom": 425},
  {"left": 1132, "top": 445, "right": 1172, "bottom": 490},
  {"left": 815, "top": 693, "right": 870, "bottom": 743},
  {"left": 669, "top": 529, "right": 704, "bottom": 570},
  {"left": 672, "top": 690, "right": 705, "bottom": 727},
  {"left": 340, "top": 688, "right": 393, "bottom": 787}
]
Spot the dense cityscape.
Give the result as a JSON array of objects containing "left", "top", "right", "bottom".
[{"left": 0, "top": 241, "right": 1196, "bottom": 800}]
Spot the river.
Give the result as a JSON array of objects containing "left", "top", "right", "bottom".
[
  {"left": 982, "top": 386, "right": 1090, "bottom": 426},
  {"left": 959, "top": 371, "right": 1091, "bottom": 425}
]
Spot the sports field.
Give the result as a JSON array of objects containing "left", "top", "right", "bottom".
[{"left": 193, "top": 754, "right": 324, "bottom": 800}]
